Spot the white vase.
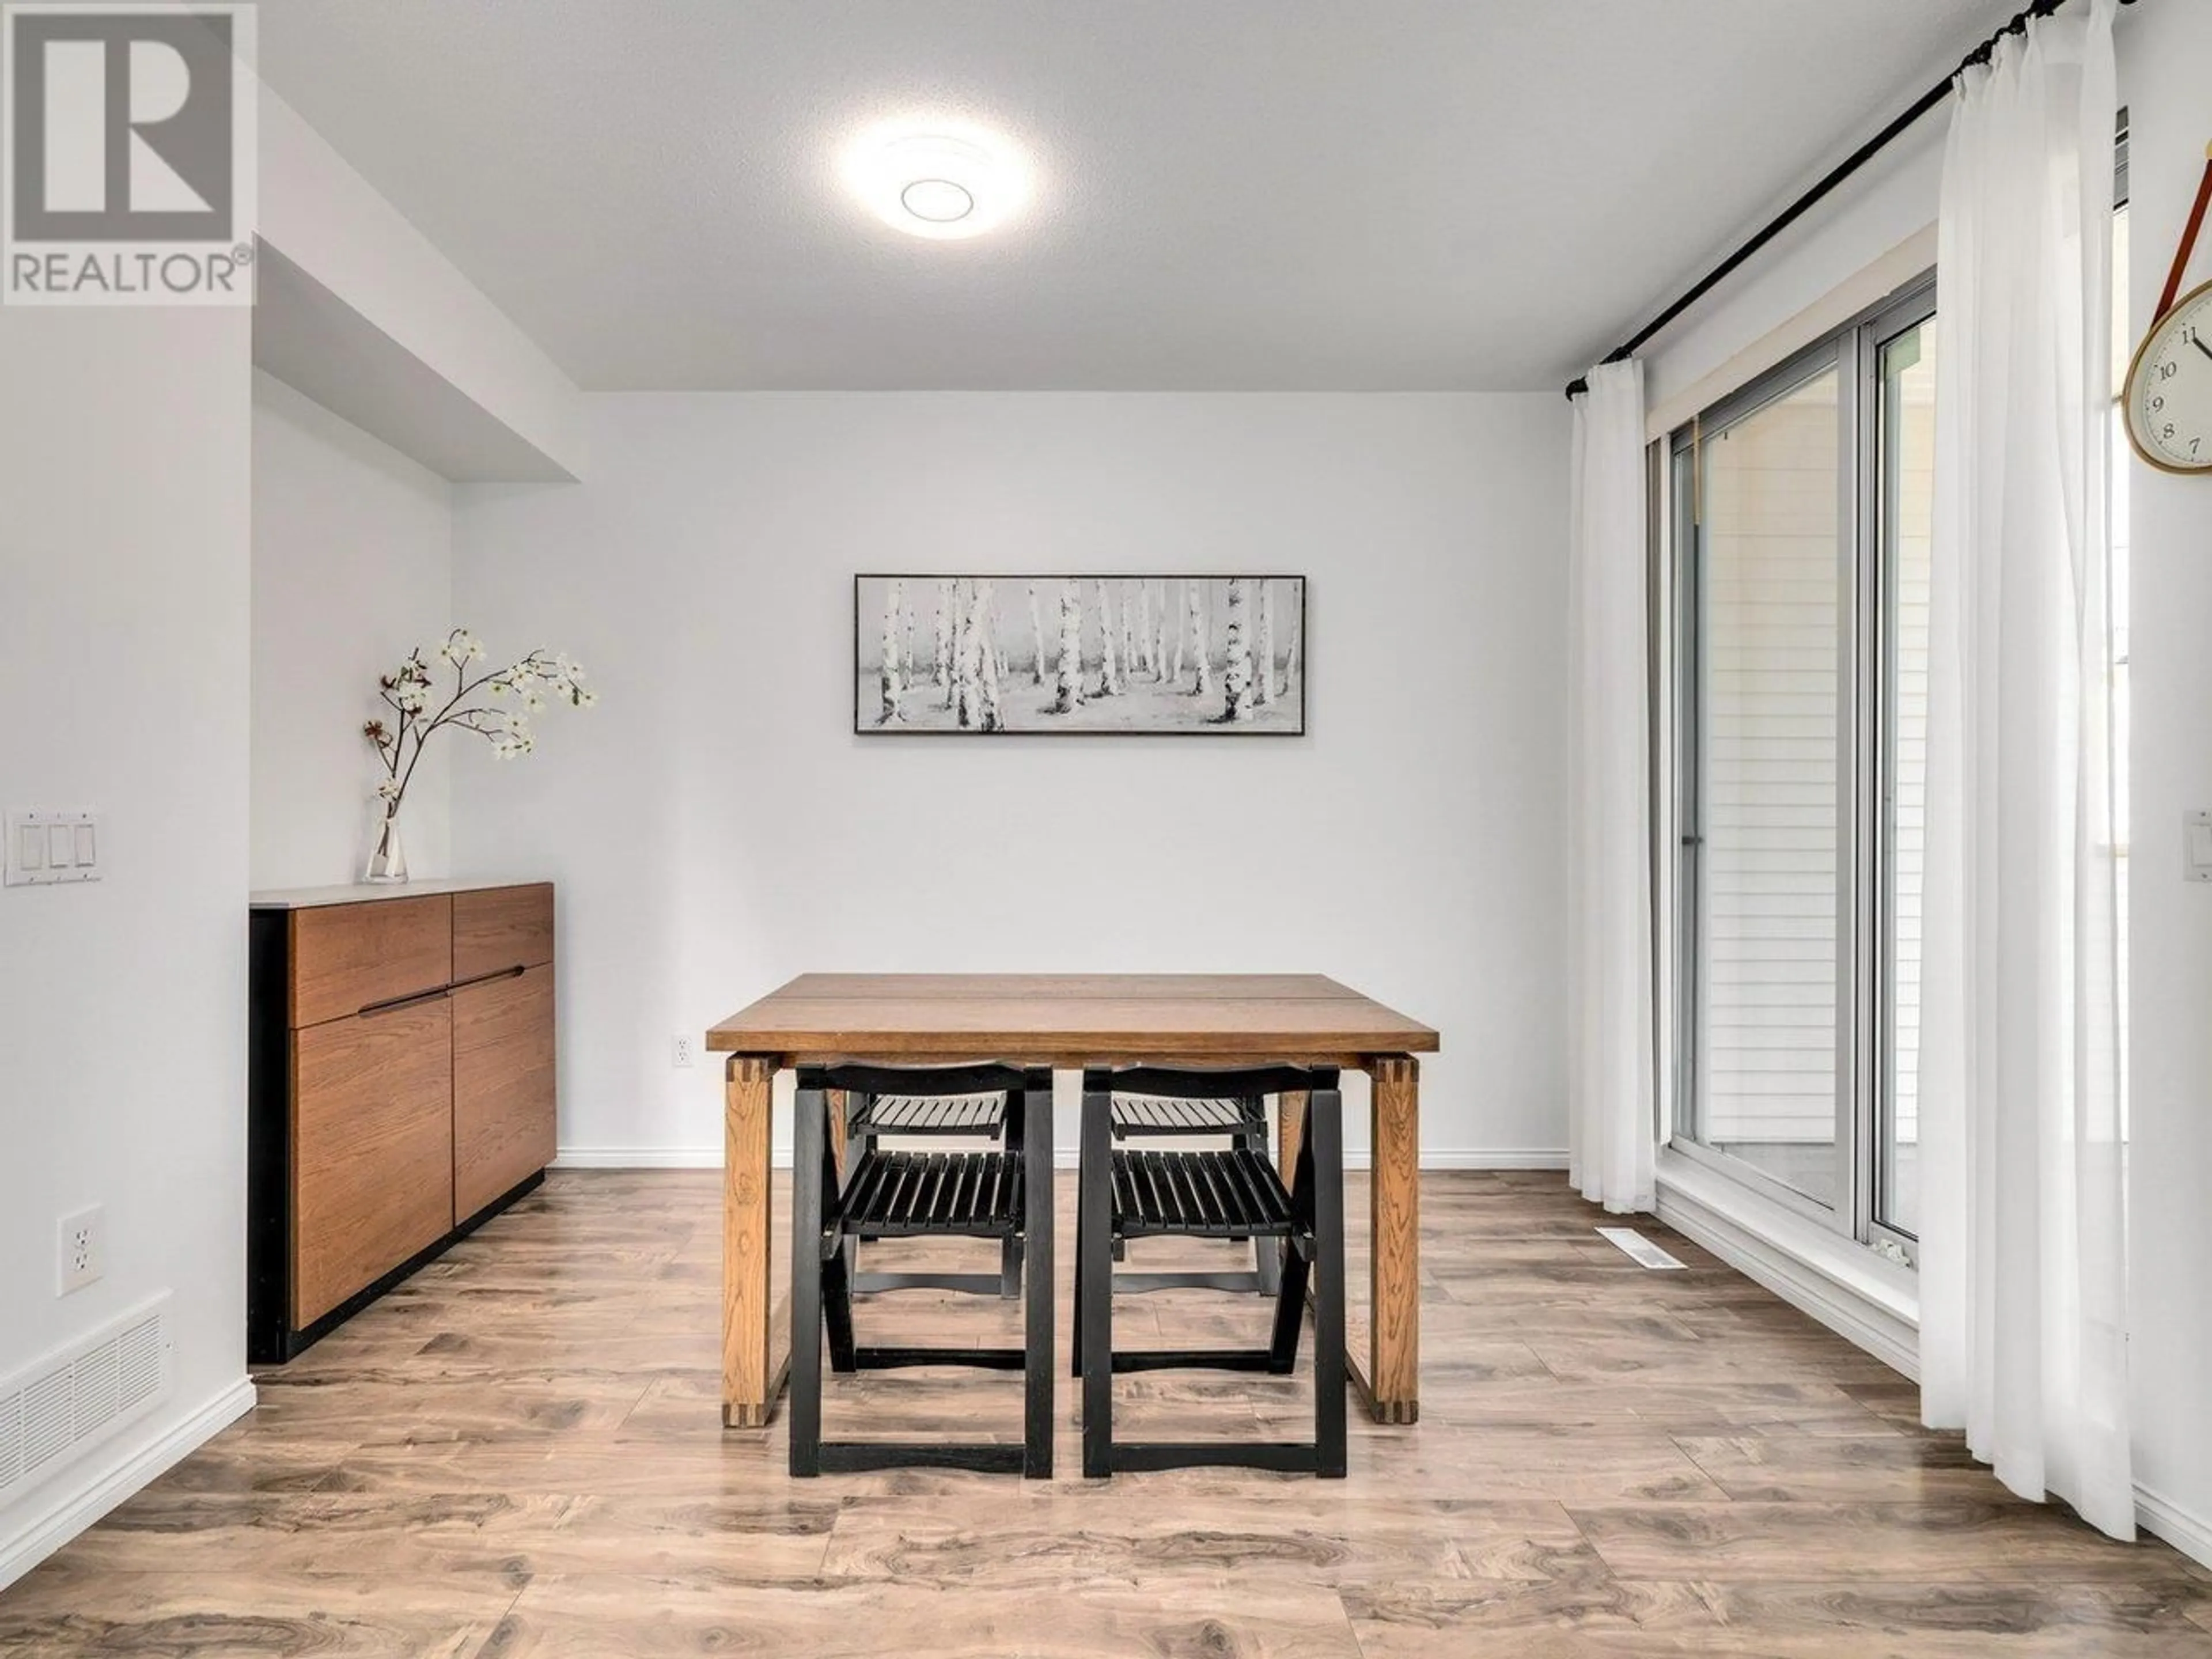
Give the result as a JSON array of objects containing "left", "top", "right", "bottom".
[{"left": 363, "top": 801, "right": 409, "bottom": 884}]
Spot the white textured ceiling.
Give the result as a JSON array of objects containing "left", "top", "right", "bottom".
[{"left": 256, "top": 0, "right": 2009, "bottom": 392}]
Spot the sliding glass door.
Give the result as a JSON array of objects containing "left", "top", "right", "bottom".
[
  {"left": 1673, "top": 278, "right": 1935, "bottom": 1252},
  {"left": 1681, "top": 351, "right": 1849, "bottom": 1211},
  {"left": 1874, "top": 315, "right": 1937, "bottom": 1243}
]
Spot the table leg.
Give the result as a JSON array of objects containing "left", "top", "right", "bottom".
[
  {"left": 828, "top": 1089, "right": 849, "bottom": 1179},
  {"left": 1365, "top": 1055, "right": 1420, "bottom": 1425},
  {"left": 1278, "top": 1089, "right": 1308, "bottom": 1176},
  {"left": 723, "top": 1054, "right": 786, "bottom": 1428},
  {"left": 1275, "top": 1089, "right": 1306, "bottom": 1301}
]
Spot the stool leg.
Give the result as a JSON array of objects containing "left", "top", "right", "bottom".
[
  {"left": 1021, "top": 1081, "right": 1055, "bottom": 1478},
  {"left": 1268, "top": 1109, "right": 1317, "bottom": 1374},
  {"left": 1308, "top": 1086, "right": 1348, "bottom": 1479},
  {"left": 821, "top": 1111, "right": 857, "bottom": 1374},
  {"left": 1071, "top": 1149, "right": 1087, "bottom": 1381},
  {"left": 1080, "top": 1086, "right": 1114, "bottom": 1479},
  {"left": 846, "top": 1093, "right": 873, "bottom": 1267},
  {"left": 789, "top": 1085, "right": 828, "bottom": 1478},
  {"left": 1002, "top": 1088, "right": 1025, "bottom": 1300},
  {"left": 824, "top": 1244, "right": 857, "bottom": 1374},
  {"left": 1267, "top": 1240, "right": 1313, "bottom": 1373}
]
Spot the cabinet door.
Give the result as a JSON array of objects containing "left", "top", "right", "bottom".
[
  {"left": 291, "top": 997, "right": 454, "bottom": 1327},
  {"left": 453, "top": 884, "right": 554, "bottom": 983},
  {"left": 452, "top": 963, "right": 556, "bottom": 1219}
]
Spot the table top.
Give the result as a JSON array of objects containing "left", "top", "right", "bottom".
[
  {"left": 249, "top": 877, "right": 544, "bottom": 912},
  {"left": 706, "top": 973, "right": 1439, "bottom": 1063}
]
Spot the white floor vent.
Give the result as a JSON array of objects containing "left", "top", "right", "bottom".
[
  {"left": 1597, "top": 1226, "right": 1687, "bottom": 1271},
  {"left": 0, "top": 1298, "right": 169, "bottom": 1500}
]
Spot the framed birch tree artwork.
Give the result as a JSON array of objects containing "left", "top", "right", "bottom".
[{"left": 854, "top": 575, "right": 1306, "bottom": 735}]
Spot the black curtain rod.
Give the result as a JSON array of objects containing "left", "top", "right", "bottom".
[{"left": 1563, "top": 0, "right": 2136, "bottom": 399}]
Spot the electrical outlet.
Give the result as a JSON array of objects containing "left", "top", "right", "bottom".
[
  {"left": 671, "top": 1034, "right": 695, "bottom": 1069},
  {"left": 58, "top": 1205, "right": 103, "bottom": 1296}
]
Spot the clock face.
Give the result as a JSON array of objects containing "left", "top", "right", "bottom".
[{"left": 2127, "top": 281, "right": 2212, "bottom": 473}]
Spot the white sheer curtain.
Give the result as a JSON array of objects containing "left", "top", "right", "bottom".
[
  {"left": 1919, "top": 0, "right": 2133, "bottom": 1539},
  {"left": 1567, "top": 359, "right": 1654, "bottom": 1214}
]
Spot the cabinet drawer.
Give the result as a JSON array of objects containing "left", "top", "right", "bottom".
[
  {"left": 291, "top": 998, "right": 455, "bottom": 1326},
  {"left": 290, "top": 896, "right": 452, "bottom": 1029},
  {"left": 453, "top": 884, "right": 555, "bottom": 982},
  {"left": 452, "top": 963, "right": 557, "bottom": 1218}
]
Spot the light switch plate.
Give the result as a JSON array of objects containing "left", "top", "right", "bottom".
[
  {"left": 5, "top": 810, "right": 103, "bottom": 887},
  {"left": 2187, "top": 810, "right": 2212, "bottom": 884}
]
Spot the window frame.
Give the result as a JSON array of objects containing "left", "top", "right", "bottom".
[{"left": 1668, "top": 272, "right": 1936, "bottom": 1254}]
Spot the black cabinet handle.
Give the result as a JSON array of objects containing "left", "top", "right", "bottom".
[
  {"left": 358, "top": 986, "right": 450, "bottom": 1018},
  {"left": 449, "top": 964, "right": 529, "bottom": 993},
  {"left": 358, "top": 962, "right": 529, "bottom": 1017}
]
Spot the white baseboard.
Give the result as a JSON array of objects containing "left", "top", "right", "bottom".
[
  {"left": 0, "top": 1375, "right": 256, "bottom": 1593},
  {"left": 2137, "top": 1480, "right": 2212, "bottom": 1570},
  {"left": 555, "top": 1146, "right": 1569, "bottom": 1172},
  {"left": 553, "top": 1147, "right": 726, "bottom": 1169},
  {"left": 1416, "top": 1148, "right": 1569, "bottom": 1171}
]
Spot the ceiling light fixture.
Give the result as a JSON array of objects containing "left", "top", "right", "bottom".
[{"left": 843, "top": 122, "right": 1031, "bottom": 241}]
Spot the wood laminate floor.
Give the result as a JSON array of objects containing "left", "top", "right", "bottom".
[{"left": 2, "top": 1169, "right": 2207, "bottom": 1656}]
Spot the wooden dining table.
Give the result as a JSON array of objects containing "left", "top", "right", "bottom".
[{"left": 704, "top": 972, "right": 1440, "bottom": 1431}]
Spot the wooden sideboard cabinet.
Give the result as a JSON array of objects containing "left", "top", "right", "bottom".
[{"left": 249, "top": 879, "right": 557, "bottom": 1362}]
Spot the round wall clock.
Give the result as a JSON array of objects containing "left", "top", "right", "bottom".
[
  {"left": 2124, "top": 147, "right": 2212, "bottom": 476},
  {"left": 2124, "top": 278, "right": 2212, "bottom": 475}
]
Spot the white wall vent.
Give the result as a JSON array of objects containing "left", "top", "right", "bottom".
[
  {"left": 0, "top": 1388, "right": 20, "bottom": 1488},
  {"left": 0, "top": 1298, "right": 170, "bottom": 1500},
  {"left": 116, "top": 1315, "right": 162, "bottom": 1414},
  {"left": 21, "top": 1372, "right": 72, "bottom": 1475}
]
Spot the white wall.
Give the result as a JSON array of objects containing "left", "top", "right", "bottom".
[
  {"left": 2117, "top": 0, "right": 2212, "bottom": 1569},
  {"left": 258, "top": 86, "right": 586, "bottom": 481},
  {"left": 251, "top": 371, "right": 455, "bottom": 889},
  {"left": 453, "top": 392, "right": 1571, "bottom": 1164},
  {"left": 0, "top": 307, "right": 254, "bottom": 1584}
]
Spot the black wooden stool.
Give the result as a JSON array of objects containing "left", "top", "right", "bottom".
[
  {"left": 1105, "top": 1092, "right": 1281, "bottom": 1297},
  {"left": 790, "top": 1062, "right": 1055, "bottom": 1478},
  {"left": 843, "top": 1088, "right": 1022, "bottom": 1296},
  {"left": 1076, "top": 1065, "right": 1345, "bottom": 1478}
]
